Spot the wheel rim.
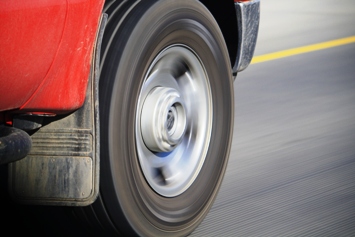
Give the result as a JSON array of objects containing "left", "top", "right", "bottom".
[{"left": 136, "top": 44, "right": 213, "bottom": 197}]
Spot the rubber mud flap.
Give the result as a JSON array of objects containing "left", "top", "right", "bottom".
[{"left": 8, "top": 14, "right": 107, "bottom": 206}]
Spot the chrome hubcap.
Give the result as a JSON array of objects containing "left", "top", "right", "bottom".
[{"left": 136, "top": 45, "right": 212, "bottom": 197}]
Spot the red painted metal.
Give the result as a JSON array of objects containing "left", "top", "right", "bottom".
[{"left": 0, "top": 0, "right": 104, "bottom": 115}]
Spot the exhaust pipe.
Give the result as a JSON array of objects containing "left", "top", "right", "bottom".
[{"left": 0, "top": 126, "right": 32, "bottom": 165}]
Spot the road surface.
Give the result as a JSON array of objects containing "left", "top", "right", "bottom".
[{"left": 191, "top": 0, "right": 355, "bottom": 236}]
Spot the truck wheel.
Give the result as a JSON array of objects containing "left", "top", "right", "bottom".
[{"left": 95, "top": 0, "right": 234, "bottom": 235}]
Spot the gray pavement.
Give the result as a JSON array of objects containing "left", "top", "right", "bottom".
[
  {"left": 191, "top": 0, "right": 355, "bottom": 236},
  {"left": 254, "top": 0, "right": 355, "bottom": 55}
]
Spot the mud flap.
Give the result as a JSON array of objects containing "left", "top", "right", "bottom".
[{"left": 8, "top": 14, "right": 107, "bottom": 206}]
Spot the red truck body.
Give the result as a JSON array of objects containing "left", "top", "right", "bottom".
[{"left": 0, "top": 0, "right": 104, "bottom": 117}]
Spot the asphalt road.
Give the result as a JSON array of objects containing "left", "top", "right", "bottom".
[{"left": 191, "top": 0, "right": 355, "bottom": 236}]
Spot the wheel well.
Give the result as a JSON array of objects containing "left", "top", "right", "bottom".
[
  {"left": 199, "top": 0, "right": 238, "bottom": 68},
  {"left": 103, "top": 0, "right": 238, "bottom": 68}
]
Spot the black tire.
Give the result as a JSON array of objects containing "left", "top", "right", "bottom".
[{"left": 90, "top": 0, "right": 234, "bottom": 236}]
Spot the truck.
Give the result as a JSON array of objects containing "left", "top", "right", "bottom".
[{"left": 0, "top": 0, "right": 259, "bottom": 236}]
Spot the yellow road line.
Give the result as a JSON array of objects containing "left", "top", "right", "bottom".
[{"left": 251, "top": 36, "right": 355, "bottom": 64}]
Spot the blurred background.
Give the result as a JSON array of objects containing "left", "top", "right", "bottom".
[{"left": 192, "top": 0, "right": 355, "bottom": 236}]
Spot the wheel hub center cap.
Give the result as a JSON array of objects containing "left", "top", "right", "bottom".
[{"left": 141, "top": 87, "right": 187, "bottom": 152}]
